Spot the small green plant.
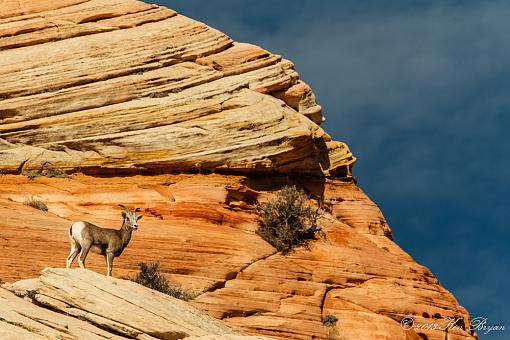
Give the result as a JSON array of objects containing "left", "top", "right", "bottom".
[
  {"left": 25, "top": 169, "right": 69, "bottom": 180},
  {"left": 255, "top": 185, "right": 321, "bottom": 253},
  {"left": 27, "top": 290, "right": 37, "bottom": 300},
  {"left": 24, "top": 196, "right": 48, "bottom": 211},
  {"left": 45, "top": 168, "right": 69, "bottom": 178},
  {"left": 148, "top": 91, "right": 169, "bottom": 98},
  {"left": 323, "top": 314, "right": 338, "bottom": 327},
  {"left": 26, "top": 170, "right": 44, "bottom": 180},
  {"left": 130, "top": 262, "right": 193, "bottom": 301}
]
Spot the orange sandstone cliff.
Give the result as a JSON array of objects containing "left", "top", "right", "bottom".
[{"left": 0, "top": 1, "right": 475, "bottom": 339}]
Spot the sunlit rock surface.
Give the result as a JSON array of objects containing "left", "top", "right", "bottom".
[
  {"left": 0, "top": 174, "right": 475, "bottom": 340},
  {"left": 1, "top": 268, "right": 271, "bottom": 339},
  {"left": 0, "top": 0, "right": 353, "bottom": 177},
  {"left": 0, "top": 1, "right": 475, "bottom": 339}
]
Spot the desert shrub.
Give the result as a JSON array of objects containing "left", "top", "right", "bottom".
[
  {"left": 255, "top": 185, "right": 321, "bottom": 253},
  {"left": 148, "top": 91, "right": 169, "bottom": 98},
  {"left": 26, "top": 170, "right": 44, "bottom": 180},
  {"left": 323, "top": 314, "right": 338, "bottom": 327},
  {"left": 130, "top": 262, "right": 193, "bottom": 301},
  {"left": 26, "top": 169, "right": 69, "bottom": 180},
  {"left": 44, "top": 168, "right": 69, "bottom": 178},
  {"left": 24, "top": 196, "right": 48, "bottom": 211}
]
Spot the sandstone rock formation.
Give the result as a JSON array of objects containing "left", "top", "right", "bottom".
[
  {"left": 0, "top": 0, "right": 353, "bottom": 177},
  {"left": 1, "top": 267, "right": 271, "bottom": 339},
  {"left": 0, "top": 1, "right": 476, "bottom": 339},
  {"left": 0, "top": 174, "right": 476, "bottom": 340}
]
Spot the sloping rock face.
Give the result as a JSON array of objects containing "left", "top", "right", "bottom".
[
  {"left": 0, "top": 0, "right": 353, "bottom": 177},
  {"left": 0, "top": 1, "right": 475, "bottom": 340},
  {"left": 1, "top": 268, "right": 271, "bottom": 339},
  {"left": 0, "top": 174, "right": 475, "bottom": 340}
]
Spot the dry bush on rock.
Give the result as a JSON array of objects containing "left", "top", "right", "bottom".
[
  {"left": 130, "top": 262, "right": 193, "bottom": 301},
  {"left": 256, "top": 185, "right": 321, "bottom": 253}
]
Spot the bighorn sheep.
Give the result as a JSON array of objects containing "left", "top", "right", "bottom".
[{"left": 66, "top": 205, "right": 142, "bottom": 276}]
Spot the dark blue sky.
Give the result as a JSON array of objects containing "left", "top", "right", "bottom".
[{"left": 157, "top": 1, "right": 509, "bottom": 338}]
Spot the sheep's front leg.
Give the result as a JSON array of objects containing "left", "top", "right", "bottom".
[{"left": 106, "top": 251, "right": 114, "bottom": 276}]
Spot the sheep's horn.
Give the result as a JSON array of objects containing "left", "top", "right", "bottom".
[
  {"left": 118, "top": 204, "right": 128, "bottom": 211},
  {"left": 134, "top": 207, "right": 141, "bottom": 212}
]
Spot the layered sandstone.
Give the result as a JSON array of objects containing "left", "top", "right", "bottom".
[
  {"left": 0, "top": 174, "right": 475, "bottom": 340},
  {"left": 1, "top": 267, "right": 271, "bottom": 339},
  {"left": 0, "top": 0, "right": 352, "bottom": 177},
  {"left": 0, "top": 1, "right": 475, "bottom": 339}
]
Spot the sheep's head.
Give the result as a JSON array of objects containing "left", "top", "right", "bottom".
[{"left": 119, "top": 205, "right": 143, "bottom": 230}]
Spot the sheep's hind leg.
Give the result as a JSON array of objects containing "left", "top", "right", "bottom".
[
  {"left": 77, "top": 244, "right": 91, "bottom": 269},
  {"left": 66, "top": 242, "right": 81, "bottom": 268}
]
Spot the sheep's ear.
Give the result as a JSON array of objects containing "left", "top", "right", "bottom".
[
  {"left": 136, "top": 214, "right": 143, "bottom": 221},
  {"left": 121, "top": 210, "right": 127, "bottom": 218}
]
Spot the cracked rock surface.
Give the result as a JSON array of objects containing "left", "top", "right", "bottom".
[{"left": 1, "top": 268, "right": 271, "bottom": 339}]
